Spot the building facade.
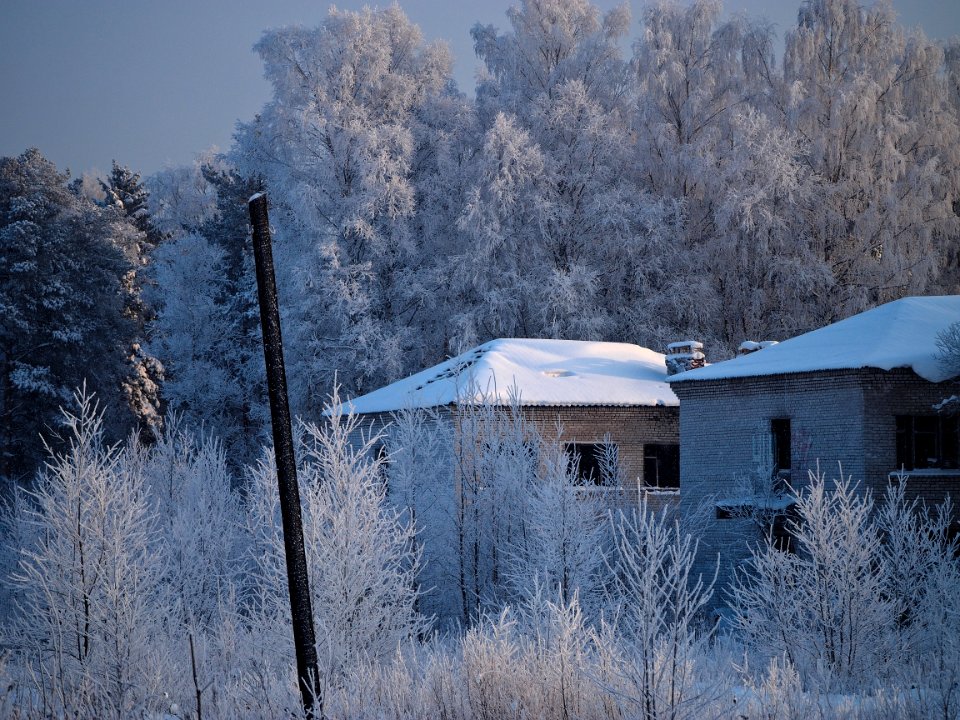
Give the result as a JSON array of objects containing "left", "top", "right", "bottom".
[
  {"left": 342, "top": 338, "right": 682, "bottom": 504},
  {"left": 669, "top": 296, "right": 960, "bottom": 603}
]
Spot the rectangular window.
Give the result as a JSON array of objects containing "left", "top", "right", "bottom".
[
  {"left": 564, "top": 442, "right": 612, "bottom": 485},
  {"left": 372, "top": 441, "right": 390, "bottom": 491},
  {"left": 771, "top": 418, "right": 791, "bottom": 472},
  {"left": 643, "top": 443, "right": 680, "bottom": 489},
  {"left": 896, "top": 416, "right": 960, "bottom": 470}
]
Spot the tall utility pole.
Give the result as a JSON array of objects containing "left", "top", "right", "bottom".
[{"left": 248, "top": 192, "right": 323, "bottom": 718}]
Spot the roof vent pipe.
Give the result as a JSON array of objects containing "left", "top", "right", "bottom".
[{"left": 738, "top": 340, "right": 779, "bottom": 355}]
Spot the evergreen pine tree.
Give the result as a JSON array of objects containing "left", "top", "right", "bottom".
[
  {"left": 196, "top": 163, "right": 267, "bottom": 465},
  {"left": 0, "top": 149, "right": 134, "bottom": 484},
  {"left": 101, "top": 160, "right": 161, "bottom": 245},
  {"left": 102, "top": 160, "right": 164, "bottom": 440}
]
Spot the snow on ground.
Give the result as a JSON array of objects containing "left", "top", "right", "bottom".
[
  {"left": 343, "top": 338, "right": 678, "bottom": 414},
  {"left": 670, "top": 295, "right": 960, "bottom": 383}
]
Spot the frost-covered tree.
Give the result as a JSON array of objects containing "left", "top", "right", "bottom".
[
  {"left": 196, "top": 164, "right": 267, "bottom": 462},
  {"left": 935, "top": 321, "right": 960, "bottom": 414},
  {"left": 146, "top": 159, "right": 268, "bottom": 466},
  {"left": 626, "top": 0, "right": 820, "bottom": 349},
  {"left": 604, "top": 499, "right": 719, "bottom": 719},
  {"left": 235, "top": 5, "right": 455, "bottom": 410},
  {"left": 507, "top": 435, "right": 609, "bottom": 612},
  {"left": 100, "top": 161, "right": 165, "bottom": 440},
  {"left": 779, "top": 0, "right": 960, "bottom": 320},
  {"left": 148, "top": 233, "right": 240, "bottom": 437},
  {"left": 392, "top": 393, "right": 616, "bottom": 626},
  {"left": 452, "top": 113, "right": 550, "bottom": 345},
  {"left": 3, "top": 391, "right": 169, "bottom": 717},
  {"left": 734, "top": 465, "right": 960, "bottom": 707},
  {"left": 146, "top": 150, "right": 222, "bottom": 236},
  {"left": 137, "top": 419, "right": 244, "bottom": 631},
  {"left": 628, "top": 0, "right": 746, "bottom": 340},
  {"left": 631, "top": 0, "right": 745, "bottom": 201},
  {"left": 872, "top": 480, "right": 960, "bottom": 717},
  {"left": 404, "top": 86, "right": 481, "bottom": 361},
  {"left": 472, "top": 0, "right": 630, "bottom": 123},
  {"left": 387, "top": 407, "right": 461, "bottom": 623},
  {"left": 731, "top": 466, "right": 892, "bottom": 690},
  {"left": 101, "top": 161, "right": 162, "bottom": 245},
  {"left": 464, "top": 0, "right": 636, "bottom": 344},
  {"left": 244, "top": 387, "right": 427, "bottom": 685},
  {"left": 0, "top": 150, "right": 134, "bottom": 483}
]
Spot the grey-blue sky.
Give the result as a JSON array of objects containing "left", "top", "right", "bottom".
[{"left": 1, "top": 0, "right": 957, "bottom": 178}]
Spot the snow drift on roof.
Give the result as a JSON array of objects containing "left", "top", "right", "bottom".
[
  {"left": 669, "top": 296, "right": 960, "bottom": 384},
  {"left": 343, "top": 338, "right": 678, "bottom": 414}
]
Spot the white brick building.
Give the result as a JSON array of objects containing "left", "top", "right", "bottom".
[{"left": 669, "top": 295, "right": 960, "bottom": 605}]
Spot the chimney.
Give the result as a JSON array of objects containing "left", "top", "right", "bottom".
[{"left": 666, "top": 340, "right": 705, "bottom": 376}]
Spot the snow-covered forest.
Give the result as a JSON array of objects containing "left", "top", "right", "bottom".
[
  {"left": 5, "top": 0, "right": 960, "bottom": 475},
  {"left": 2, "top": 0, "right": 960, "bottom": 716}
]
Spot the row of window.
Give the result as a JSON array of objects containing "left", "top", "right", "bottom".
[
  {"left": 372, "top": 439, "right": 681, "bottom": 488},
  {"left": 769, "top": 415, "right": 960, "bottom": 473},
  {"left": 557, "top": 414, "right": 959, "bottom": 486},
  {"left": 377, "top": 414, "right": 959, "bottom": 490},
  {"left": 564, "top": 442, "right": 680, "bottom": 489},
  {"left": 569, "top": 413, "right": 960, "bottom": 489}
]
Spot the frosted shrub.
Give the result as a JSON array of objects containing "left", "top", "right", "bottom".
[
  {"left": 451, "top": 397, "right": 541, "bottom": 621},
  {"left": 507, "top": 437, "right": 609, "bottom": 613},
  {"left": 137, "top": 417, "right": 245, "bottom": 631},
  {"left": 133, "top": 419, "right": 248, "bottom": 717},
  {"left": 2, "top": 391, "right": 169, "bottom": 718},
  {"left": 732, "top": 463, "right": 960, "bottom": 704},
  {"left": 325, "top": 588, "right": 739, "bottom": 720},
  {"left": 394, "top": 393, "right": 614, "bottom": 627},
  {"left": 389, "top": 407, "right": 461, "bottom": 623},
  {"left": 738, "top": 656, "right": 822, "bottom": 720},
  {"left": 905, "top": 558, "right": 960, "bottom": 720},
  {"left": 244, "top": 385, "right": 429, "bottom": 688},
  {"left": 455, "top": 596, "right": 605, "bottom": 720},
  {"left": 332, "top": 638, "right": 469, "bottom": 720},
  {"left": 512, "top": 589, "right": 605, "bottom": 720},
  {"left": 731, "top": 465, "right": 891, "bottom": 691},
  {"left": 876, "top": 482, "right": 960, "bottom": 719},
  {"left": 602, "top": 500, "right": 722, "bottom": 720}
]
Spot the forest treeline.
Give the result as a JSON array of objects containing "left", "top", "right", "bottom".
[{"left": 2, "top": 0, "right": 960, "bottom": 479}]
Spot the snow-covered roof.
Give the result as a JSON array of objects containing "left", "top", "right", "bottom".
[
  {"left": 670, "top": 296, "right": 960, "bottom": 384},
  {"left": 344, "top": 338, "right": 679, "bottom": 414}
]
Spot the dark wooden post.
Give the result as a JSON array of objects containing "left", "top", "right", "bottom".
[{"left": 248, "top": 192, "right": 323, "bottom": 717}]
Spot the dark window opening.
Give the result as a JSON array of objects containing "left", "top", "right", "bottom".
[
  {"left": 771, "top": 419, "right": 791, "bottom": 472},
  {"left": 643, "top": 443, "right": 680, "bottom": 489},
  {"left": 771, "top": 513, "right": 796, "bottom": 554},
  {"left": 372, "top": 442, "right": 390, "bottom": 492},
  {"left": 896, "top": 416, "right": 960, "bottom": 470},
  {"left": 715, "top": 503, "right": 797, "bottom": 554},
  {"left": 564, "top": 443, "right": 611, "bottom": 485}
]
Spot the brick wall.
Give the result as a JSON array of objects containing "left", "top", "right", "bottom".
[
  {"left": 673, "top": 367, "right": 960, "bottom": 610},
  {"left": 348, "top": 404, "right": 680, "bottom": 512},
  {"left": 521, "top": 405, "right": 679, "bottom": 509},
  {"left": 344, "top": 409, "right": 398, "bottom": 451},
  {"left": 672, "top": 370, "right": 867, "bottom": 606},
  {"left": 861, "top": 367, "right": 960, "bottom": 506}
]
